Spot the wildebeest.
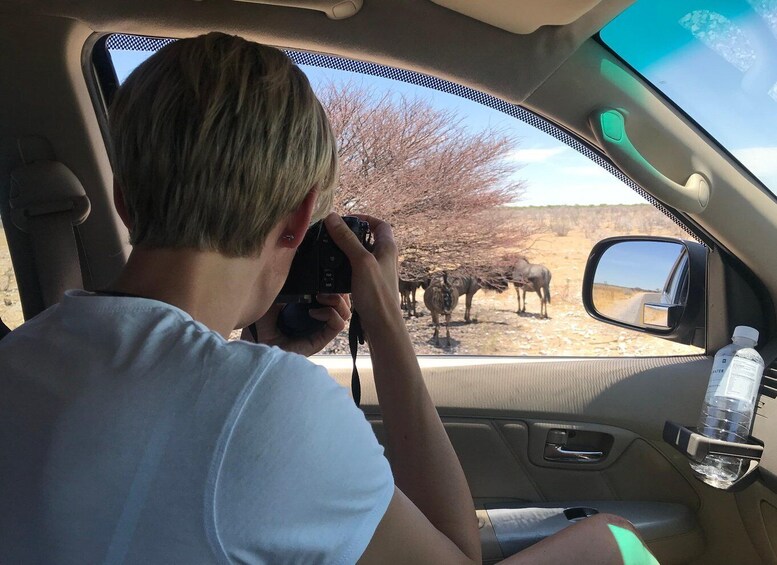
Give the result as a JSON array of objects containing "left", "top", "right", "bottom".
[
  {"left": 452, "top": 271, "right": 510, "bottom": 323},
  {"left": 398, "top": 277, "right": 429, "bottom": 317},
  {"left": 512, "top": 256, "right": 552, "bottom": 318},
  {"left": 423, "top": 272, "right": 460, "bottom": 346}
]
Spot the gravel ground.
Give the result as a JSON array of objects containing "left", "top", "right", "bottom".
[{"left": 321, "top": 286, "right": 702, "bottom": 357}]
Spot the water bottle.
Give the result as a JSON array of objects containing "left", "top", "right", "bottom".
[{"left": 690, "top": 326, "right": 764, "bottom": 489}]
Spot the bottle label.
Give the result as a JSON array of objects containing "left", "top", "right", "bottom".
[
  {"left": 713, "top": 355, "right": 762, "bottom": 403},
  {"left": 706, "top": 354, "right": 730, "bottom": 396}
]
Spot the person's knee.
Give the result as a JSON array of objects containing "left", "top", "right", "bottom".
[
  {"left": 587, "top": 513, "right": 659, "bottom": 565},
  {"left": 579, "top": 513, "right": 642, "bottom": 545},
  {"left": 570, "top": 512, "right": 639, "bottom": 541},
  {"left": 593, "top": 512, "right": 638, "bottom": 534}
]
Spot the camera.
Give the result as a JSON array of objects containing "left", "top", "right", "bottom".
[
  {"left": 275, "top": 216, "right": 370, "bottom": 338},
  {"left": 277, "top": 215, "right": 371, "bottom": 303}
]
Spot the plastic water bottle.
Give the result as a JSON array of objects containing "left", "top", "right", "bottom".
[{"left": 690, "top": 326, "right": 764, "bottom": 489}]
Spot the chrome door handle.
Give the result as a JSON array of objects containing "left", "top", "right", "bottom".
[{"left": 544, "top": 443, "right": 604, "bottom": 463}]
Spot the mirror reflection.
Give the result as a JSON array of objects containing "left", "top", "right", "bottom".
[{"left": 592, "top": 241, "right": 688, "bottom": 329}]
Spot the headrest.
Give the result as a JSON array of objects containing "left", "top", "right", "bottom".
[{"left": 9, "top": 161, "right": 91, "bottom": 233}]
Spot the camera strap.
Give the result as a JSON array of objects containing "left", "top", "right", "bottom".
[{"left": 348, "top": 310, "right": 365, "bottom": 407}]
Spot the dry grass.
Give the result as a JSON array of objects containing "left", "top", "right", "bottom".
[
  {"left": 510, "top": 204, "right": 687, "bottom": 242},
  {"left": 592, "top": 283, "right": 640, "bottom": 312}
]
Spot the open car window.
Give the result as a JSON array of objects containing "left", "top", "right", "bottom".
[{"left": 96, "top": 34, "right": 704, "bottom": 357}]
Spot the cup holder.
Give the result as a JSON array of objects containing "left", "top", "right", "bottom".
[{"left": 563, "top": 507, "right": 599, "bottom": 521}]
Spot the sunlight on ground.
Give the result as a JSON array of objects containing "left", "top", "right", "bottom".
[
  {"left": 324, "top": 205, "right": 704, "bottom": 357},
  {"left": 0, "top": 227, "right": 23, "bottom": 329}
]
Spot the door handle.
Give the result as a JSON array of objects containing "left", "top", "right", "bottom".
[{"left": 544, "top": 443, "right": 603, "bottom": 463}]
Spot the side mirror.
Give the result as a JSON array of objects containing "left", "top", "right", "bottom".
[{"left": 582, "top": 237, "right": 706, "bottom": 347}]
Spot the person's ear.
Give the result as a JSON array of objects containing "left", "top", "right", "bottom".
[
  {"left": 113, "top": 179, "right": 132, "bottom": 229},
  {"left": 279, "top": 189, "right": 319, "bottom": 249}
]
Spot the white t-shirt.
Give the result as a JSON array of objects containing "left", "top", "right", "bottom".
[{"left": 0, "top": 291, "right": 394, "bottom": 565}]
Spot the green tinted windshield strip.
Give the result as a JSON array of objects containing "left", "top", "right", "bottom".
[{"left": 600, "top": 1, "right": 777, "bottom": 196}]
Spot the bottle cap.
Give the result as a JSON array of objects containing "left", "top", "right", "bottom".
[{"left": 733, "top": 325, "right": 759, "bottom": 344}]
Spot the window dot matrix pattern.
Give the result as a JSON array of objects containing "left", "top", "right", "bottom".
[{"left": 104, "top": 33, "right": 697, "bottom": 242}]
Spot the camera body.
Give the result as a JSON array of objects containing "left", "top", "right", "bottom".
[{"left": 277, "top": 216, "right": 371, "bottom": 303}]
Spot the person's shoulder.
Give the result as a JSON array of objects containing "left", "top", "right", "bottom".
[
  {"left": 230, "top": 346, "right": 354, "bottom": 428},
  {"left": 167, "top": 320, "right": 286, "bottom": 373},
  {"left": 254, "top": 347, "right": 338, "bottom": 390},
  {"left": 207, "top": 338, "right": 327, "bottom": 388},
  {"left": 223, "top": 346, "right": 388, "bottom": 486},
  {"left": 0, "top": 304, "right": 60, "bottom": 354},
  {"left": 212, "top": 335, "right": 281, "bottom": 364}
]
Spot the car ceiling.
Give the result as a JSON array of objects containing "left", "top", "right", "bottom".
[{"left": 0, "top": 0, "right": 633, "bottom": 106}]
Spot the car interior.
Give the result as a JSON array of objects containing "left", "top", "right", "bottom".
[{"left": 3, "top": 0, "right": 777, "bottom": 563}]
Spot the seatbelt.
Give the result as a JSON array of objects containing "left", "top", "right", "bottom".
[
  {"left": 0, "top": 317, "right": 10, "bottom": 340},
  {"left": 9, "top": 157, "right": 90, "bottom": 308}
]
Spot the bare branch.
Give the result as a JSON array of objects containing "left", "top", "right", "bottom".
[{"left": 318, "top": 82, "right": 535, "bottom": 279}]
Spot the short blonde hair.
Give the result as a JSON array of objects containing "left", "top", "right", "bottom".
[{"left": 109, "top": 32, "right": 337, "bottom": 256}]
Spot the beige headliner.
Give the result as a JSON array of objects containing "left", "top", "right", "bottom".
[
  {"left": 0, "top": 0, "right": 633, "bottom": 105},
  {"left": 430, "top": 0, "right": 604, "bottom": 35}
]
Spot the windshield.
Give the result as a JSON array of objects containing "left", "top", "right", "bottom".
[{"left": 601, "top": 0, "right": 777, "bottom": 194}]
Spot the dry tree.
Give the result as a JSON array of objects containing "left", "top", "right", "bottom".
[{"left": 317, "top": 80, "right": 534, "bottom": 281}]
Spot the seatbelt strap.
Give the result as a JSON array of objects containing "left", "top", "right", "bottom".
[
  {"left": 0, "top": 318, "right": 10, "bottom": 340},
  {"left": 9, "top": 160, "right": 90, "bottom": 308},
  {"left": 348, "top": 310, "right": 365, "bottom": 407}
]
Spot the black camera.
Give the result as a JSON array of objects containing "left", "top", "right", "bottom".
[
  {"left": 275, "top": 216, "right": 370, "bottom": 338},
  {"left": 277, "top": 215, "right": 371, "bottom": 303}
]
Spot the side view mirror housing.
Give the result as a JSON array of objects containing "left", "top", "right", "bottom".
[{"left": 582, "top": 237, "right": 707, "bottom": 347}]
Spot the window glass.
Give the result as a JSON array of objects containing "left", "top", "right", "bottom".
[
  {"left": 102, "top": 35, "right": 703, "bottom": 356},
  {"left": 0, "top": 222, "right": 23, "bottom": 329},
  {"left": 601, "top": 0, "right": 777, "bottom": 195}
]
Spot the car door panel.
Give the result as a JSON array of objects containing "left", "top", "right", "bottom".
[
  {"left": 367, "top": 418, "right": 698, "bottom": 507},
  {"left": 485, "top": 501, "right": 701, "bottom": 564},
  {"left": 736, "top": 482, "right": 777, "bottom": 564},
  {"left": 326, "top": 356, "right": 711, "bottom": 433},
  {"left": 368, "top": 420, "right": 704, "bottom": 563},
  {"left": 322, "top": 356, "right": 763, "bottom": 563}
]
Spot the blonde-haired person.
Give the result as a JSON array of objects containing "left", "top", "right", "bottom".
[{"left": 0, "top": 33, "right": 657, "bottom": 565}]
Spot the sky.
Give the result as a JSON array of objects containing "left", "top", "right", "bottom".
[
  {"left": 300, "top": 65, "right": 647, "bottom": 207},
  {"left": 593, "top": 240, "right": 684, "bottom": 290},
  {"left": 109, "top": 2, "right": 777, "bottom": 206}
]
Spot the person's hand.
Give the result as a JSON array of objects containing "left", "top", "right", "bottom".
[
  {"left": 242, "top": 293, "right": 351, "bottom": 356},
  {"left": 323, "top": 213, "right": 402, "bottom": 331}
]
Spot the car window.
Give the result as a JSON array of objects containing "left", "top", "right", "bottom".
[
  {"left": 663, "top": 249, "right": 690, "bottom": 305},
  {"left": 601, "top": 0, "right": 777, "bottom": 195},
  {"left": 0, "top": 221, "right": 23, "bottom": 329},
  {"left": 98, "top": 34, "right": 704, "bottom": 357}
]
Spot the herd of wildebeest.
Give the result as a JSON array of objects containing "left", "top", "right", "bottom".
[{"left": 399, "top": 255, "right": 552, "bottom": 347}]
